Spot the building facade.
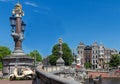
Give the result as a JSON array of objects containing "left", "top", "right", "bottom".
[
  {"left": 77, "top": 42, "right": 85, "bottom": 67},
  {"left": 104, "top": 48, "right": 111, "bottom": 70},
  {"left": 111, "top": 49, "right": 119, "bottom": 55},
  {"left": 77, "top": 42, "right": 119, "bottom": 70},
  {"left": 92, "top": 42, "right": 99, "bottom": 70},
  {"left": 98, "top": 44, "right": 105, "bottom": 69},
  {"left": 84, "top": 46, "right": 92, "bottom": 64}
]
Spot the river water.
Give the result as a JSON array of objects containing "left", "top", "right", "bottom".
[{"left": 85, "top": 79, "right": 120, "bottom": 84}]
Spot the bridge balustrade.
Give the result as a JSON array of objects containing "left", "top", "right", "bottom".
[{"left": 34, "top": 66, "right": 80, "bottom": 84}]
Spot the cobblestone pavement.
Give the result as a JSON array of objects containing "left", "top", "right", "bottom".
[{"left": 0, "top": 80, "right": 32, "bottom": 84}]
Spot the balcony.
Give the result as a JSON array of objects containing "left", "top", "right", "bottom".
[{"left": 99, "top": 56, "right": 104, "bottom": 59}]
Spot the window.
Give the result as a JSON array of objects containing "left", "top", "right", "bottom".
[
  {"left": 96, "top": 65, "right": 97, "bottom": 68},
  {"left": 101, "top": 50, "right": 104, "bottom": 52},
  {"left": 81, "top": 51, "right": 82, "bottom": 54},
  {"left": 77, "top": 60, "right": 79, "bottom": 63},
  {"left": 96, "top": 50, "right": 97, "bottom": 53},
  {"left": 96, "top": 60, "right": 97, "bottom": 63}
]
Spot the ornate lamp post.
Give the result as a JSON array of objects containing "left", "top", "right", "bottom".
[
  {"left": 2, "top": 1, "right": 34, "bottom": 77},
  {"left": 71, "top": 49, "right": 76, "bottom": 68},
  {"left": 10, "top": 3, "right": 25, "bottom": 55},
  {"left": 56, "top": 38, "right": 65, "bottom": 66}
]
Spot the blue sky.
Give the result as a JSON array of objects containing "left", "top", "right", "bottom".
[{"left": 0, "top": 0, "right": 120, "bottom": 56}]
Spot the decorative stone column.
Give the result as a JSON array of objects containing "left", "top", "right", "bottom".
[
  {"left": 71, "top": 50, "right": 76, "bottom": 68},
  {"left": 56, "top": 38, "right": 65, "bottom": 66},
  {"left": 11, "top": 3, "right": 25, "bottom": 55},
  {"left": 2, "top": 2, "right": 34, "bottom": 77}
]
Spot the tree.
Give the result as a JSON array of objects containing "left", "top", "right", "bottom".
[
  {"left": 109, "top": 54, "right": 120, "bottom": 68},
  {"left": 29, "top": 50, "right": 43, "bottom": 62},
  {"left": 0, "top": 46, "right": 11, "bottom": 61},
  {"left": 48, "top": 43, "right": 73, "bottom": 65},
  {"left": 49, "top": 55, "right": 58, "bottom": 65},
  {"left": 84, "top": 62, "right": 92, "bottom": 69},
  {"left": 0, "top": 62, "right": 2, "bottom": 70},
  {"left": 0, "top": 46, "right": 11, "bottom": 70}
]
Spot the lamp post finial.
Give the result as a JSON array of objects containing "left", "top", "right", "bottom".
[{"left": 12, "top": 0, "right": 24, "bottom": 17}]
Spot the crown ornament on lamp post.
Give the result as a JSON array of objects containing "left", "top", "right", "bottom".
[{"left": 12, "top": 3, "right": 24, "bottom": 17}]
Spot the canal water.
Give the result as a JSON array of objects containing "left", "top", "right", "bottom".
[{"left": 85, "top": 79, "right": 120, "bottom": 84}]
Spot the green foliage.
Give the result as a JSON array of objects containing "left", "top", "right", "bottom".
[
  {"left": 0, "top": 46, "right": 11, "bottom": 62},
  {"left": 49, "top": 55, "right": 58, "bottom": 65},
  {"left": 0, "top": 46, "right": 11, "bottom": 70},
  {"left": 84, "top": 62, "right": 92, "bottom": 69},
  {"left": 109, "top": 54, "right": 120, "bottom": 68},
  {"left": 49, "top": 43, "right": 73, "bottom": 65},
  {"left": 29, "top": 50, "right": 43, "bottom": 62},
  {"left": 0, "top": 62, "right": 2, "bottom": 70}
]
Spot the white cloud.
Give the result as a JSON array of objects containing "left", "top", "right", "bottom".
[
  {"left": 33, "top": 10, "right": 48, "bottom": 15},
  {"left": 24, "top": 1, "right": 50, "bottom": 15},
  {"left": 39, "top": 6, "right": 50, "bottom": 10},
  {"left": 24, "top": 1, "right": 38, "bottom": 7}
]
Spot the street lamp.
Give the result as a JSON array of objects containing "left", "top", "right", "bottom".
[
  {"left": 71, "top": 49, "right": 76, "bottom": 68},
  {"left": 10, "top": 15, "right": 16, "bottom": 32},
  {"left": 21, "top": 21, "right": 26, "bottom": 33}
]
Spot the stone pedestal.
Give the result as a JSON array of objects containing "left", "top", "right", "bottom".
[
  {"left": 2, "top": 55, "right": 34, "bottom": 77},
  {"left": 56, "top": 57, "right": 65, "bottom": 66}
]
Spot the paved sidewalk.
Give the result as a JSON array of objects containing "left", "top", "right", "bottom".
[{"left": 0, "top": 80, "right": 32, "bottom": 84}]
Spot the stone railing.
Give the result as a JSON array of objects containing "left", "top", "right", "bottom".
[
  {"left": 34, "top": 66, "right": 80, "bottom": 84},
  {"left": 43, "top": 66, "right": 70, "bottom": 72},
  {"left": 43, "top": 66, "right": 61, "bottom": 72}
]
